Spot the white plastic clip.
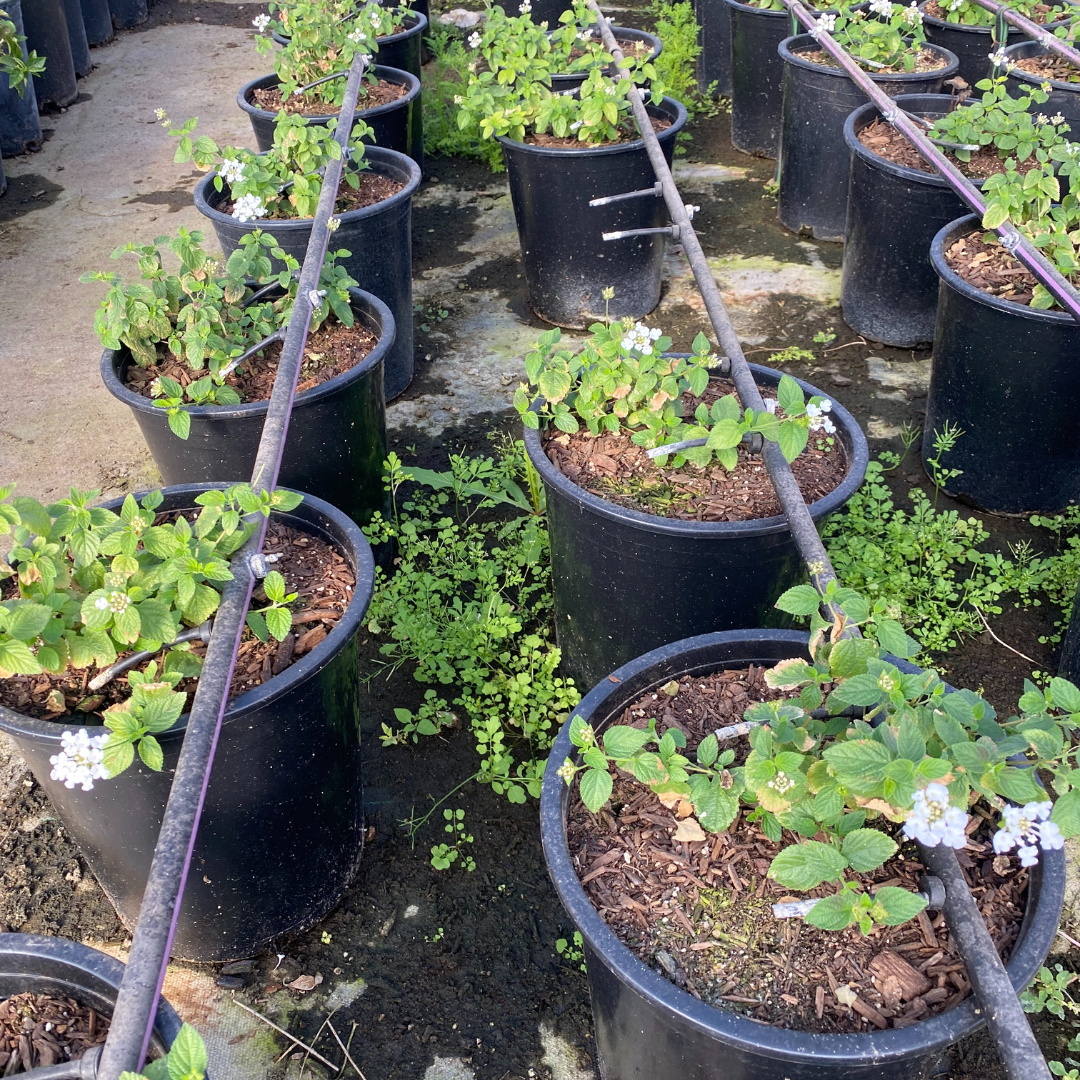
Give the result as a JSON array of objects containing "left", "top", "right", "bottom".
[
  {"left": 999, "top": 228, "right": 1022, "bottom": 254},
  {"left": 248, "top": 552, "right": 283, "bottom": 579},
  {"left": 307, "top": 288, "right": 327, "bottom": 307},
  {"left": 882, "top": 106, "right": 899, "bottom": 124}
]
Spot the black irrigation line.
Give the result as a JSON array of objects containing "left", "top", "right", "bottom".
[
  {"left": 969, "top": 0, "right": 1080, "bottom": 66},
  {"left": 586, "top": 5, "right": 1056, "bottom": 1079},
  {"left": 86, "top": 49, "right": 374, "bottom": 1080}
]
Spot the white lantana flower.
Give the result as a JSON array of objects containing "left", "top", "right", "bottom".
[
  {"left": 252, "top": 13, "right": 271, "bottom": 31},
  {"left": 232, "top": 194, "right": 267, "bottom": 223},
  {"left": 903, "top": 2, "right": 923, "bottom": 24},
  {"left": 348, "top": 28, "right": 367, "bottom": 43},
  {"left": 988, "top": 47, "right": 1012, "bottom": 69},
  {"left": 620, "top": 322, "right": 663, "bottom": 355},
  {"left": 1050, "top": 113, "right": 1066, "bottom": 125},
  {"left": 811, "top": 12, "right": 836, "bottom": 37},
  {"left": 805, "top": 399, "right": 836, "bottom": 434},
  {"left": 468, "top": 30, "right": 482, "bottom": 47},
  {"left": 219, "top": 158, "right": 245, "bottom": 185},
  {"left": 869, "top": 0, "right": 894, "bottom": 17},
  {"left": 50, "top": 730, "right": 110, "bottom": 792},
  {"left": 993, "top": 801, "right": 1063, "bottom": 867},
  {"left": 453, "top": 94, "right": 464, "bottom": 104},
  {"left": 519, "top": 0, "right": 532, "bottom": 12},
  {"left": 902, "top": 783, "right": 969, "bottom": 848}
]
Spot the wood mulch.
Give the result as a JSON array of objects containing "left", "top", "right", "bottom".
[
  {"left": 0, "top": 992, "right": 108, "bottom": 1072},
  {"left": 220, "top": 171, "right": 404, "bottom": 220},
  {"left": 1015, "top": 51, "right": 1080, "bottom": 83},
  {"left": 565, "top": 667, "right": 1031, "bottom": 1035},
  {"left": 856, "top": 117, "right": 1042, "bottom": 178},
  {"left": 561, "top": 36, "right": 651, "bottom": 64},
  {"left": 944, "top": 229, "right": 1042, "bottom": 306},
  {"left": 802, "top": 46, "right": 947, "bottom": 73},
  {"left": 0, "top": 519, "right": 355, "bottom": 721},
  {"left": 124, "top": 318, "right": 378, "bottom": 403},
  {"left": 525, "top": 115, "right": 671, "bottom": 148},
  {"left": 250, "top": 78, "right": 409, "bottom": 117},
  {"left": 923, "top": 0, "right": 1061, "bottom": 20},
  {"left": 541, "top": 380, "right": 848, "bottom": 521}
]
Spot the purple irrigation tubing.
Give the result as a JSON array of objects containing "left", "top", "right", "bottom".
[
  {"left": 94, "top": 50, "right": 372, "bottom": 1080},
  {"left": 784, "top": 0, "right": 1080, "bottom": 323},
  {"left": 969, "top": 0, "right": 1080, "bottom": 68}
]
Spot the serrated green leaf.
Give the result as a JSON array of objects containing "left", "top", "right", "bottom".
[
  {"left": 767, "top": 840, "right": 848, "bottom": 890},
  {"left": 775, "top": 584, "right": 821, "bottom": 617},
  {"left": 264, "top": 606, "right": 292, "bottom": 642},
  {"left": 167, "top": 1023, "right": 208, "bottom": 1080},
  {"left": 1050, "top": 677, "right": 1080, "bottom": 714},
  {"left": 697, "top": 732, "right": 718, "bottom": 767},
  {"left": 0, "top": 638, "right": 42, "bottom": 675},
  {"left": 777, "top": 421, "right": 809, "bottom": 463},
  {"left": 804, "top": 892, "right": 857, "bottom": 930},
  {"left": 579, "top": 767, "right": 613, "bottom": 813},
  {"left": 138, "top": 735, "right": 165, "bottom": 772},
  {"left": 4, "top": 602, "right": 51, "bottom": 640},
  {"left": 1050, "top": 786, "right": 1080, "bottom": 838},
  {"left": 602, "top": 725, "right": 652, "bottom": 758},
  {"left": 103, "top": 737, "right": 135, "bottom": 777},
  {"left": 873, "top": 886, "right": 928, "bottom": 926},
  {"left": 841, "top": 828, "right": 898, "bottom": 872}
]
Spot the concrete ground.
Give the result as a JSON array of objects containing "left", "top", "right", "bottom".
[{"left": 2, "top": 2, "right": 1077, "bottom": 1078}]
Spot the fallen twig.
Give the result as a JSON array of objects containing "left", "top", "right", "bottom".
[
  {"left": 1057, "top": 928, "right": 1080, "bottom": 951},
  {"left": 973, "top": 607, "right": 1038, "bottom": 667},
  {"left": 231, "top": 998, "right": 339, "bottom": 1070},
  {"left": 328, "top": 1019, "right": 367, "bottom": 1079}
]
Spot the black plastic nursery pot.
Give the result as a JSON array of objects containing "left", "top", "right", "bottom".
[
  {"left": 237, "top": 66, "right": 423, "bottom": 169},
  {"left": 0, "top": 484, "right": 376, "bottom": 963},
  {"left": 62, "top": 0, "right": 92, "bottom": 77},
  {"left": 22, "top": 0, "right": 78, "bottom": 109},
  {"left": 492, "top": 0, "right": 569, "bottom": 27},
  {"left": 539, "top": 628, "right": 1067, "bottom": 1080},
  {"left": 194, "top": 145, "right": 421, "bottom": 400},
  {"left": 107, "top": 0, "right": 146, "bottom": 29},
  {"left": 0, "top": 934, "right": 182, "bottom": 1060},
  {"left": 842, "top": 93, "right": 970, "bottom": 347},
  {"left": 1004, "top": 39, "right": 1080, "bottom": 130},
  {"left": 497, "top": 96, "right": 687, "bottom": 329},
  {"left": 923, "top": 213, "right": 1080, "bottom": 514},
  {"left": 695, "top": 0, "right": 733, "bottom": 96},
  {"left": 80, "top": 0, "right": 114, "bottom": 47},
  {"left": 919, "top": 1, "right": 1067, "bottom": 88},
  {"left": 101, "top": 288, "right": 392, "bottom": 531},
  {"left": 522, "top": 364, "right": 869, "bottom": 691},
  {"left": 777, "top": 35, "right": 958, "bottom": 242},
  {"left": 0, "top": 1, "right": 42, "bottom": 156},
  {"left": 273, "top": 12, "right": 426, "bottom": 78},
  {"left": 548, "top": 27, "right": 662, "bottom": 92}
]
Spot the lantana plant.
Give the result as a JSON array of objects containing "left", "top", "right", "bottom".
[
  {"left": 812, "top": 1, "right": 930, "bottom": 72},
  {"left": 82, "top": 228, "right": 358, "bottom": 437},
  {"left": 0, "top": 483, "right": 305, "bottom": 784},
  {"left": 165, "top": 108, "right": 373, "bottom": 221},
  {"left": 0, "top": 7, "right": 44, "bottom": 94},
  {"left": 931, "top": 0, "right": 1066, "bottom": 28},
  {"left": 558, "top": 582, "right": 1080, "bottom": 934},
  {"left": 515, "top": 321, "right": 838, "bottom": 469}
]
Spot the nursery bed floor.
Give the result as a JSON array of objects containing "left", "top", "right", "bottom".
[{"left": 0, "top": 0, "right": 1078, "bottom": 1075}]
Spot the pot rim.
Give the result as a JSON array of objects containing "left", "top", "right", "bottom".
[
  {"left": 547, "top": 25, "right": 662, "bottom": 83},
  {"left": 0, "top": 483, "right": 376, "bottom": 745},
  {"left": 522, "top": 361, "right": 869, "bottom": 538},
  {"left": 100, "top": 286, "right": 394, "bottom": 420},
  {"left": 192, "top": 144, "right": 422, "bottom": 231},
  {"left": 1003, "top": 39, "right": 1080, "bottom": 93},
  {"left": 539, "top": 628, "right": 1067, "bottom": 1066},
  {"left": 779, "top": 33, "right": 959, "bottom": 80},
  {"left": 272, "top": 10, "right": 427, "bottom": 46},
  {"left": 723, "top": 0, "right": 867, "bottom": 17},
  {"left": 495, "top": 94, "right": 687, "bottom": 158},
  {"left": 843, "top": 92, "right": 986, "bottom": 187},
  {"left": 237, "top": 65, "right": 421, "bottom": 125},
  {"left": 917, "top": 0, "right": 1069, "bottom": 32},
  {"left": 931, "top": 212, "right": 1080, "bottom": 323}
]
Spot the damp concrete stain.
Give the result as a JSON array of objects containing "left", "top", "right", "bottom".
[
  {"left": 865, "top": 356, "right": 933, "bottom": 394},
  {"left": 671, "top": 161, "right": 749, "bottom": 187},
  {"left": 422, "top": 1057, "right": 477, "bottom": 1080},
  {"left": 538, "top": 1022, "right": 596, "bottom": 1080}
]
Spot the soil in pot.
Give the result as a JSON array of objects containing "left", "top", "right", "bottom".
[
  {"left": 801, "top": 46, "right": 950, "bottom": 74},
  {"left": 0, "top": 991, "right": 109, "bottom": 1072},
  {"left": 921, "top": 0, "right": 1062, "bottom": 21},
  {"left": 565, "top": 665, "right": 1033, "bottom": 1035},
  {"left": 0, "top": 517, "right": 356, "bottom": 721},
  {"left": 251, "top": 78, "right": 410, "bottom": 117},
  {"left": 122, "top": 318, "right": 379, "bottom": 403},
  {"left": 218, "top": 170, "right": 405, "bottom": 219},
  {"left": 944, "top": 228, "right": 1053, "bottom": 308},
  {"left": 1012, "top": 51, "right": 1080, "bottom": 82},
  {"left": 523, "top": 113, "right": 672, "bottom": 150},
  {"left": 541, "top": 380, "right": 848, "bottom": 521}
]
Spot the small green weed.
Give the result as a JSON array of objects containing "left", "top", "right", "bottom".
[
  {"left": 556, "top": 930, "right": 586, "bottom": 972},
  {"left": 766, "top": 346, "right": 815, "bottom": 365},
  {"left": 431, "top": 808, "right": 476, "bottom": 871}
]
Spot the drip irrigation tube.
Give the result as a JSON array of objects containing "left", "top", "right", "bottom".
[
  {"left": 93, "top": 49, "right": 373, "bottom": 1080},
  {"left": 585, "top": 5, "right": 1058, "bottom": 1079},
  {"left": 966, "top": 0, "right": 1080, "bottom": 69}
]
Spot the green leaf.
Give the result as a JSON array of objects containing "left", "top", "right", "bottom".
[
  {"left": 264, "top": 606, "right": 292, "bottom": 642},
  {"left": 263, "top": 570, "right": 287, "bottom": 603},
  {"left": 774, "top": 584, "right": 821, "bottom": 617},
  {"left": 1050, "top": 677, "right": 1080, "bottom": 714},
  {"left": 804, "top": 892, "right": 857, "bottom": 930},
  {"left": 537, "top": 368, "right": 572, "bottom": 404},
  {"left": 897, "top": 716, "right": 927, "bottom": 763},
  {"left": 777, "top": 374, "right": 805, "bottom": 415},
  {"left": 579, "top": 767, "right": 613, "bottom": 813},
  {"left": 103, "top": 738, "right": 135, "bottom": 778},
  {"left": 841, "top": 828, "right": 898, "bottom": 872},
  {"left": 4, "top": 602, "right": 51, "bottom": 640},
  {"left": 689, "top": 774, "right": 739, "bottom": 832},
  {"left": 167, "top": 1023, "right": 208, "bottom": 1080},
  {"left": 873, "top": 886, "right": 928, "bottom": 926},
  {"left": 0, "top": 638, "right": 42, "bottom": 675},
  {"left": 11, "top": 496, "right": 53, "bottom": 538},
  {"left": 697, "top": 732, "right": 718, "bottom": 767},
  {"left": 812, "top": 785, "right": 844, "bottom": 824},
  {"left": 875, "top": 618, "right": 919, "bottom": 660},
  {"left": 168, "top": 409, "right": 192, "bottom": 440},
  {"left": 831, "top": 673, "right": 886, "bottom": 707},
  {"left": 1050, "top": 786, "right": 1080, "bottom": 839},
  {"left": 138, "top": 735, "right": 165, "bottom": 772},
  {"left": 767, "top": 840, "right": 848, "bottom": 890},
  {"left": 245, "top": 611, "right": 268, "bottom": 642},
  {"left": 602, "top": 726, "right": 652, "bottom": 758},
  {"left": 136, "top": 599, "right": 179, "bottom": 645},
  {"left": 777, "top": 421, "right": 809, "bottom": 463}
]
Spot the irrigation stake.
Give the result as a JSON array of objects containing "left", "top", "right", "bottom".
[
  {"left": 230, "top": 999, "right": 340, "bottom": 1071},
  {"left": 96, "top": 47, "right": 373, "bottom": 1080}
]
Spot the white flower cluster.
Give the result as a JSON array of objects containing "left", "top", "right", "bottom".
[
  {"left": 578, "top": 27, "right": 593, "bottom": 40},
  {"left": 869, "top": 0, "right": 895, "bottom": 17},
  {"left": 621, "top": 322, "right": 663, "bottom": 355},
  {"left": 219, "top": 158, "right": 245, "bottom": 185},
  {"left": 50, "top": 730, "right": 109, "bottom": 792},
  {"left": 453, "top": 93, "right": 464, "bottom": 104},
  {"left": 902, "top": 783, "right": 969, "bottom": 848},
  {"left": 348, "top": 28, "right": 367, "bottom": 43},
  {"left": 232, "top": 194, "right": 267, "bottom": 223},
  {"left": 468, "top": 30, "right": 482, "bottom": 47},
  {"left": 988, "top": 48, "right": 1014, "bottom": 70},
  {"left": 902, "top": 2, "right": 923, "bottom": 24},
  {"left": 149, "top": 377, "right": 164, "bottom": 398},
  {"left": 519, "top": 0, "right": 532, "bottom": 12},
  {"left": 252, "top": 13, "right": 271, "bottom": 31},
  {"left": 806, "top": 398, "right": 835, "bottom": 433},
  {"left": 993, "top": 801, "right": 1064, "bottom": 867},
  {"left": 810, "top": 12, "right": 836, "bottom": 37}
]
